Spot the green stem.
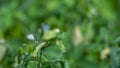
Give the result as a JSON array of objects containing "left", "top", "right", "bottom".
[{"left": 32, "top": 42, "right": 46, "bottom": 57}]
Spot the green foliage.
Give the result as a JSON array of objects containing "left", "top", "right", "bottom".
[
  {"left": 0, "top": 0, "right": 120, "bottom": 68},
  {"left": 14, "top": 28, "right": 66, "bottom": 68},
  {"left": 110, "top": 48, "right": 120, "bottom": 68}
]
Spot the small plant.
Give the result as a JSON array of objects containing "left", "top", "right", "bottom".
[{"left": 14, "top": 23, "right": 66, "bottom": 68}]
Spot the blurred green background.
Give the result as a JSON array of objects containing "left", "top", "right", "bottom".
[{"left": 0, "top": 0, "right": 120, "bottom": 68}]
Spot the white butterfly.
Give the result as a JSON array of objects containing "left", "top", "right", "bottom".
[{"left": 27, "top": 34, "right": 35, "bottom": 40}]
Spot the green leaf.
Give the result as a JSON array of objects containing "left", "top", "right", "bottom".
[
  {"left": 27, "top": 61, "right": 38, "bottom": 68},
  {"left": 42, "top": 30, "right": 57, "bottom": 41}
]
